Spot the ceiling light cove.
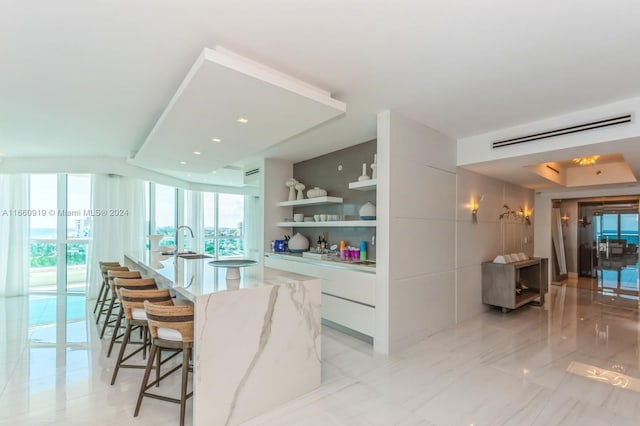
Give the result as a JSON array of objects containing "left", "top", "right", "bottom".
[{"left": 131, "top": 46, "right": 346, "bottom": 174}]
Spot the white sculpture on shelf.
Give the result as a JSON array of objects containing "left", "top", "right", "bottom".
[
  {"left": 371, "top": 153, "right": 377, "bottom": 180},
  {"left": 295, "top": 182, "right": 306, "bottom": 200},
  {"left": 358, "top": 162, "right": 370, "bottom": 181},
  {"left": 286, "top": 178, "right": 298, "bottom": 201}
]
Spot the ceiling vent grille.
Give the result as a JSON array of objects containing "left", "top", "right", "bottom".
[
  {"left": 492, "top": 114, "right": 632, "bottom": 149},
  {"left": 243, "top": 167, "right": 261, "bottom": 186}
]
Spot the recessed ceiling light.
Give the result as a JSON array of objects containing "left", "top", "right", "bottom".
[
  {"left": 211, "top": 138, "right": 221, "bottom": 143},
  {"left": 193, "top": 151, "right": 201, "bottom": 155},
  {"left": 237, "top": 117, "right": 249, "bottom": 124},
  {"left": 180, "top": 161, "right": 187, "bottom": 165}
]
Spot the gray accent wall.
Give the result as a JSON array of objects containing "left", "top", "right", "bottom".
[{"left": 291, "top": 140, "right": 377, "bottom": 259}]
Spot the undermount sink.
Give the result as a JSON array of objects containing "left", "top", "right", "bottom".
[{"left": 177, "top": 253, "right": 213, "bottom": 259}]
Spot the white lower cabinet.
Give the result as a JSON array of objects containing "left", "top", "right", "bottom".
[{"left": 264, "top": 255, "right": 375, "bottom": 337}]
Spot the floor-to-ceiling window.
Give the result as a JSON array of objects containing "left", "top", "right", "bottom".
[
  {"left": 29, "top": 174, "right": 92, "bottom": 293},
  {"left": 150, "top": 183, "right": 178, "bottom": 247},
  {"left": 217, "top": 193, "right": 244, "bottom": 257}
]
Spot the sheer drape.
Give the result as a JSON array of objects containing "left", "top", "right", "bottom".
[
  {"left": 86, "top": 174, "right": 144, "bottom": 298},
  {"left": 186, "top": 191, "right": 204, "bottom": 253},
  {"left": 0, "top": 174, "right": 30, "bottom": 296}
]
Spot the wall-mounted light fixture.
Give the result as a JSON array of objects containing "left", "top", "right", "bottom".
[
  {"left": 524, "top": 208, "right": 532, "bottom": 226},
  {"left": 561, "top": 213, "right": 569, "bottom": 226},
  {"left": 471, "top": 194, "right": 484, "bottom": 223},
  {"left": 579, "top": 216, "right": 592, "bottom": 228}
]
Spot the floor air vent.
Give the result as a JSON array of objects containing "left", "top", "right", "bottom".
[{"left": 492, "top": 114, "right": 632, "bottom": 149}]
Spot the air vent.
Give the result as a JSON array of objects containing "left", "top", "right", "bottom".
[
  {"left": 492, "top": 114, "right": 632, "bottom": 149},
  {"left": 243, "top": 167, "right": 260, "bottom": 186}
]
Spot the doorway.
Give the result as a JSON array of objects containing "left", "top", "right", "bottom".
[{"left": 575, "top": 199, "right": 639, "bottom": 299}]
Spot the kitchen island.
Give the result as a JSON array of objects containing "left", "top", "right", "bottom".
[{"left": 124, "top": 253, "right": 321, "bottom": 426}]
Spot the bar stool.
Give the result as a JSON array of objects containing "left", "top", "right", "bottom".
[
  {"left": 96, "top": 265, "right": 129, "bottom": 325},
  {"left": 107, "top": 277, "right": 159, "bottom": 357},
  {"left": 111, "top": 287, "right": 175, "bottom": 385},
  {"left": 93, "top": 261, "right": 120, "bottom": 315},
  {"left": 135, "top": 301, "right": 194, "bottom": 426},
  {"left": 100, "top": 270, "right": 142, "bottom": 339}
]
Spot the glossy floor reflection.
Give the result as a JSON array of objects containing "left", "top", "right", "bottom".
[{"left": 2, "top": 284, "right": 640, "bottom": 425}]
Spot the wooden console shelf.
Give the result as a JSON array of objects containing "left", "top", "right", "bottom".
[{"left": 482, "top": 258, "right": 548, "bottom": 313}]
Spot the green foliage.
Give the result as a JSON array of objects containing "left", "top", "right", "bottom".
[{"left": 30, "top": 242, "right": 87, "bottom": 268}]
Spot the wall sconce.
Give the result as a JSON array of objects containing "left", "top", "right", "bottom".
[
  {"left": 561, "top": 213, "right": 569, "bottom": 226},
  {"left": 471, "top": 194, "right": 484, "bottom": 223},
  {"left": 579, "top": 216, "right": 591, "bottom": 228}
]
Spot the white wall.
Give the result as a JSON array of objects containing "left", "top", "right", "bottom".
[
  {"left": 261, "top": 158, "right": 293, "bottom": 259},
  {"left": 456, "top": 168, "right": 535, "bottom": 322},
  {"left": 376, "top": 111, "right": 538, "bottom": 353},
  {"left": 378, "top": 111, "right": 457, "bottom": 353}
]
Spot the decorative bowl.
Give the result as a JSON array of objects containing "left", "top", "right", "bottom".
[{"left": 307, "top": 187, "right": 327, "bottom": 198}]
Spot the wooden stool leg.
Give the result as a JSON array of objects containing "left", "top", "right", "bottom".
[
  {"left": 107, "top": 308, "right": 124, "bottom": 357},
  {"left": 156, "top": 347, "right": 161, "bottom": 387},
  {"left": 180, "top": 347, "right": 190, "bottom": 426},
  {"left": 95, "top": 283, "right": 109, "bottom": 324},
  {"left": 93, "top": 282, "right": 106, "bottom": 314},
  {"left": 111, "top": 323, "right": 132, "bottom": 385},
  {"left": 99, "top": 292, "right": 116, "bottom": 338},
  {"left": 134, "top": 344, "right": 158, "bottom": 417}
]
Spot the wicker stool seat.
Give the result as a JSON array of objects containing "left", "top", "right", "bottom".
[
  {"left": 106, "top": 277, "right": 158, "bottom": 357},
  {"left": 93, "top": 261, "right": 120, "bottom": 316},
  {"left": 100, "top": 270, "right": 141, "bottom": 339},
  {"left": 111, "top": 287, "right": 177, "bottom": 385},
  {"left": 95, "top": 265, "right": 128, "bottom": 325},
  {"left": 135, "top": 301, "right": 194, "bottom": 426}
]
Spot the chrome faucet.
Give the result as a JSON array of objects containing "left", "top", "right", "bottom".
[{"left": 175, "top": 225, "right": 195, "bottom": 255}]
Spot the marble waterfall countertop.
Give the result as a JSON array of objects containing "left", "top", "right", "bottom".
[{"left": 124, "top": 252, "right": 322, "bottom": 426}]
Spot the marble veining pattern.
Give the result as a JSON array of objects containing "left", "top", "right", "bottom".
[
  {"left": 2, "top": 281, "right": 640, "bottom": 425},
  {"left": 224, "top": 285, "right": 279, "bottom": 425}
]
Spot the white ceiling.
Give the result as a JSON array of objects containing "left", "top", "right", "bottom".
[{"left": 1, "top": 1, "right": 640, "bottom": 188}]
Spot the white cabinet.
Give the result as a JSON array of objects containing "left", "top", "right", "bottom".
[{"left": 264, "top": 255, "right": 375, "bottom": 337}]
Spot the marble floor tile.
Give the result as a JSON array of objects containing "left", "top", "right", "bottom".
[{"left": 2, "top": 285, "right": 640, "bottom": 425}]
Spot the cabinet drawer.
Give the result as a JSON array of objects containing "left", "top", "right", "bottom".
[
  {"left": 322, "top": 293, "right": 375, "bottom": 337},
  {"left": 265, "top": 256, "right": 375, "bottom": 306}
]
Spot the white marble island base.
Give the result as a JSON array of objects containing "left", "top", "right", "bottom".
[
  {"left": 195, "top": 278, "right": 321, "bottom": 425},
  {"left": 125, "top": 254, "right": 321, "bottom": 426}
]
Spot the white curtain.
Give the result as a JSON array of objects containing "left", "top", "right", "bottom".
[
  {"left": 186, "top": 190, "right": 204, "bottom": 253},
  {"left": 0, "top": 174, "right": 30, "bottom": 296},
  {"left": 86, "top": 174, "right": 145, "bottom": 298},
  {"left": 244, "top": 195, "right": 260, "bottom": 262}
]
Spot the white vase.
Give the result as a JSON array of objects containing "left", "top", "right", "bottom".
[
  {"left": 359, "top": 202, "right": 376, "bottom": 219},
  {"left": 288, "top": 232, "right": 309, "bottom": 252}
]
